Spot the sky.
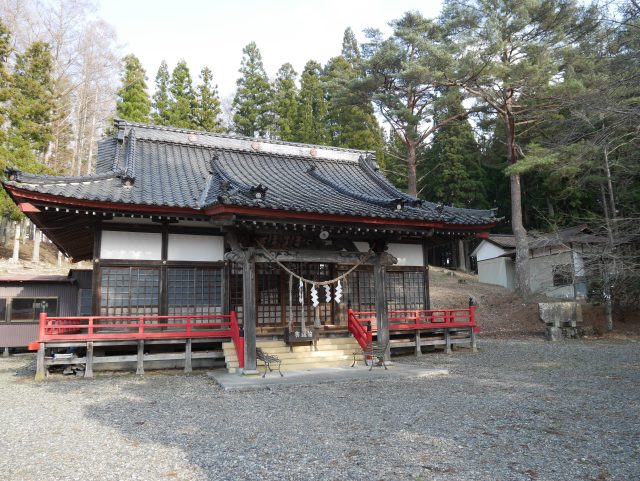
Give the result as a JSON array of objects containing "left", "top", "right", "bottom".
[{"left": 99, "top": 0, "right": 443, "bottom": 100}]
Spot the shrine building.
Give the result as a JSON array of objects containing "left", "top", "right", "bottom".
[{"left": 3, "top": 120, "right": 497, "bottom": 378}]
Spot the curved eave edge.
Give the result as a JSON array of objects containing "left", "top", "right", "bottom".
[{"left": 4, "top": 185, "right": 497, "bottom": 231}]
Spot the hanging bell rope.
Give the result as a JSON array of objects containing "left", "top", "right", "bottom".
[{"left": 255, "top": 240, "right": 374, "bottom": 286}]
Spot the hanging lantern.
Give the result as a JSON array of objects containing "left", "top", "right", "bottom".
[
  {"left": 324, "top": 285, "right": 332, "bottom": 303},
  {"left": 311, "top": 285, "right": 319, "bottom": 308},
  {"left": 334, "top": 280, "right": 343, "bottom": 304}
]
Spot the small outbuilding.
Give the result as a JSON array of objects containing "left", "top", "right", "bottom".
[
  {"left": 0, "top": 269, "right": 92, "bottom": 352},
  {"left": 471, "top": 226, "right": 602, "bottom": 299}
]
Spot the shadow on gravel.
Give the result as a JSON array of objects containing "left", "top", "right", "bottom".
[{"left": 25, "top": 340, "right": 640, "bottom": 481}]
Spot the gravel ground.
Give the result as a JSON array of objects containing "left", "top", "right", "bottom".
[{"left": 1, "top": 339, "right": 639, "bottom": 481}]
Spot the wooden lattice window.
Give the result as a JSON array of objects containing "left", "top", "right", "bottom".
[
  {"left": 341, "top": 267, "right": 427, "bottom": 314},
  {"left": 257, "top": 263, "right": 282, "bottom": 325},
  {"left": 167, "top": 267, "right": 223, "bottom": 317},
  {"left": 100, "top": 267, "right": 160, "bottom": 316},
  {"left": 341, "top": 268, "right": 375, "bottom": 314},
  {"left": 229, "top": 263, "right": 244, "bottom": 324},
  {"left": 386, "top": 270, "right": 426, "bottom": 311}
]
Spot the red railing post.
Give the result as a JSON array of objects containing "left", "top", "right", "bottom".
[
  {"left": 230, "top": 311, "right": 244, "bottom": 369},
  {"left": 138, "top": 317, "right": 144, "bottom": 338},
  {"left": 88, "top": 317, "right": 94, "bottom": 338},
  {"left": 38, "top": 312, "right": 47, "bottom": 340}
]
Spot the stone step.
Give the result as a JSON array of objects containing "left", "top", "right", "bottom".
[
  {"left": 228, "top": 358, "right": 366, "bottom": 373},
  {"left": 226, "top": 353, "right": 358, "bottom": 369},
  {"left": 224, "top": 348, "right": 358, "bottom": 363}
]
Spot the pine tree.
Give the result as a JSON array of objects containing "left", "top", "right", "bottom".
[
  {"left": 296, "top": 60, "right": 328, "bottom": 144},
  {"left": 272, "top": 63, "right": 298, "bottom": 141},
  {"left": 168, "top": 59, "right": 197, "bottom": 129},
  {"left": 442, "top": 0, "right": 589, "bottom": 295},
  {"left": 194, "top": 66, "right": 224, "bottom": 132},
  {"left": 116, "top": 54, "right": 151, "bottom": 123},
  {"left": 420, "top": 90, "right": 487, "bottom": 208},
  {"left": 232, "top": 42, "right": 272, "bottom": 137},
  {"left": 152, "top": 60, "right": 171, "bottom": 125}
]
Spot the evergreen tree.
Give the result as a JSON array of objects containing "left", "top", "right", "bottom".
[
  {"left": 168, "top": 59, "right": 197, "bottom": 129},
  {"left": 194, "top": 66, "right": 224, "bottom": 132},
  {"left": 441, "top": 0, "right": 590, "bottom": 295},
  {"left": 354, "top": 12, "right": 468, "bottom": 196},
  {"left": 3, "top": 40, "right": 54, "bottom": 217},
  {"left": 341, "top": 27, "right": 361, "bottom": 68},
  {"left": 232, "top": 42, "right": 272, "bottom": 137},
  {"left": 152, "top": 60, "right": 171, "bottom": 125},
  {"left": 0, "top": 20, "right": 14, "bottom": 217},
  {"left": 0, "top": 19, "right": 12, "bottom": 155},
  {"left": 420, "top": 89, "right": 487, "bottom": 208},
  {"left": 116, "top": 54, "right": 151, "bottom": 123},
  {"left": 323, "top": 56, "right": 384, "bottom": 153},
  {"left": 272, "top": 63, "right": 298, "bottom": 141},
  {"left": 8, "top": 41, "right": 55, "bottom": 165},
  {"left": 295, "top": 60, "right": 328, "bottom": 144}
]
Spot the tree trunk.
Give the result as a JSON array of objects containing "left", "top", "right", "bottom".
[
  {"left": 32, "top": 228, "right": 41, "bottom": 264},
  {"left": 504, "top": 96, "right": 531, "bottom": 296},
  {"left": 406, "top": 140, "right": 418, "bottom": 197},
  {"left": 10, "top": 222, "right": 20, "bottom": 263}
]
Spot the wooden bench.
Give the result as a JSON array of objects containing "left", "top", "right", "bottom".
[
  {"left": 256, "top": 347, "right": 283, "bottom": 378},
  {"left": 352, "top": 340, "right": 389, "bottom": 371}
]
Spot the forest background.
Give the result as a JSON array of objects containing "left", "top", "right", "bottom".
[{"left": 0, "top": 0, "right": 638, "bottom": 320}]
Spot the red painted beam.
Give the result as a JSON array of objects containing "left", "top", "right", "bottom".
[{"left": 19, "top": 202, "right": 41, "bottom": 213}]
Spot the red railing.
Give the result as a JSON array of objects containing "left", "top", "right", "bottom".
[
  {"left": 348, "top": 306, "right": 478, "bottom": 336},
  {"left": 347, "top": 308, "right": 373, "bottom": 350},
  {"left": 28, "top": 311, "right": 245, "bottom": 369}
]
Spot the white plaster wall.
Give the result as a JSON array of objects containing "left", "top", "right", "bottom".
[
  {"left": 529, "top": 251, "right": 575, "bottom": 299},
  {"left": 353, "top": 242, "right": 424, "bottom": 266},
  {"left": 167, "top": 234, "right": 224, "bottom": 262},
  {"left": 100, "top": 231, "right": 162, "bottom": 260},
  {"left": 473, "top": 241, "right": 509, "bottom": 262},
  {"left": 478, "top": 257, "right": 515, "bottom": 289}
]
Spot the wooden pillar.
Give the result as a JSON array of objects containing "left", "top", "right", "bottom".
[
  {"left": 85, "top": 341, "right": 94, "bottom": 378},
  {"left": 184, "top": 339, "right": 192, "bottom": 373},
  {"left": 415, "top": 330, "right": 422, "bottom": 356},
  {"left": 444, "top": 329, "right": 451, "bottom": 354},
  {"left": 458, "top": 239, "right": 468, "bottom": 272},
  {"left": 35, "top": 344, "right": 46, "bottom": 381},
  {"left": 242, "top": 251, "right": 258, "bottom": 373},
  {"left": 373, "top": 254, "right": 389, "bottom": 360},
  {"left": 2, "top": 347, "right": 9, "bottom": 357},
  {"left": 470, "top": 328, "right": 477, "bottom": 352},
  {"left": 136, "top": 340, "right": 144, "bottom": 375}
]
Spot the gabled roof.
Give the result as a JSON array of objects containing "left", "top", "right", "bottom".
[
  {"left": 4, "top": 120, "right": 497, "bottom": 227},
  {"left": 472, "top": 225, "right": 606, "bottom": 259}
]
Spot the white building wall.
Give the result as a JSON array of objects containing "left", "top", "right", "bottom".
[
  {"left": 100, "top": 231, "right": 162, "bottom": 260},
  {"left": 167, "top": 234, "right": 225, "bottom": 262},
  {"left": 353, "top": 242, "right": 424, "bottom": 266},
  {"left": 529, "top": 251, "right": 575, "bottom": 299},
  {"left": 477, "top": 257, "right": 515, "bottom": 289},
  {"left": 473, "top": 241, "right": 509, "bottom": 262}
]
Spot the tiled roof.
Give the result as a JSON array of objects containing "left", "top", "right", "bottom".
[{"left": 4, "top": 120, "right": 497, "bottom": 226}]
